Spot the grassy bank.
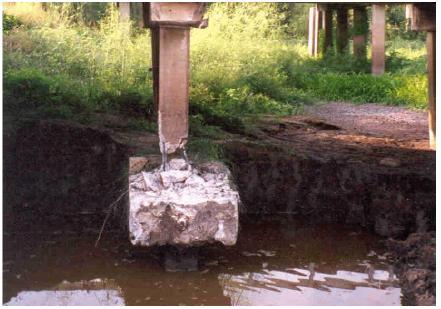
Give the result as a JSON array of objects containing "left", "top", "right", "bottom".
[{"left": 3, "top": 3, "right": 428, "bottom": 131}]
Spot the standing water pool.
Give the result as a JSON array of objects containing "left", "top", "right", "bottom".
[{"left": 3, "top": 216, "right": 401, "bottom": 306}]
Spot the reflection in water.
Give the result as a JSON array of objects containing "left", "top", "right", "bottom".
[
  {"left": 5, "top": 279, "right": 124, "bottom": 306},
  {"left": 3, "top": 217, "right": 402, "bottom": 306},
  {"left": 220, "top": 267, "right": 401, "bottom": 306}
]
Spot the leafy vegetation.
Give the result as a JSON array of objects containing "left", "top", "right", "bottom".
[
  {"left": 3, "top": 13, "right": 22, "bottom": 34},
  {"left": 3, "top": 3, "right": 428, "bottom": 135}
]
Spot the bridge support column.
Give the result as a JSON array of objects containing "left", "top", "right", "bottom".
[
  {"left": 427, "top": 31, "right": 436, "bottom": 149},
  {"left": 308, "top": 7, "right": 320, "bottom": 56},
  {"left": 336, "top": 8, "right": 348, "bottom": 54},
  {"left": 128, "top": 4, "right": 240, "bottom": 258},
  {"left": 145, "top": 3, "right": 207, "bottom": 155},
  {"left": 118, "top": 2, "right": 130, "bottom": 21},
  {"left": 353, "top": 6, "right": 368, "bottom": 61},
  {"left": 322, "top": 7, "right": 333, "bottom": 55},
  {"left": 151, "top": 26, "right": 190, "bottom": 155},
  {"left": 371, "top": 4, "right": 386, "bottom": 75}
]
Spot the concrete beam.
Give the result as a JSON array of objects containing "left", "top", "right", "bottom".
[
  {"left": 336, "top": 8, "right": 348, "bottom": 54},
  {"left": 371, "top": 4, "right": 386, "bottom": 75}
]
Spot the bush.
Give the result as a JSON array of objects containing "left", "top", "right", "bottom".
[
  {"left": 3, "top": 13, "right": 22, "bottom": 34},
  {"left": 4, "top": 68, "right": 89, "bottom": 118}
]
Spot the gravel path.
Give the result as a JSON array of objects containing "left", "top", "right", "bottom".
[{"left": 305, "top": 102, "right": 429, "bottom": 143}]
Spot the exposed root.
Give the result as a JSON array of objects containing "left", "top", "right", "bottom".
[{"left": 95, "top": 190, "right": 129, "bottom": 248}]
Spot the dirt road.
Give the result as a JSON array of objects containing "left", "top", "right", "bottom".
[{"left": 305, "top": 102, "right": 429, "bottom": 150}]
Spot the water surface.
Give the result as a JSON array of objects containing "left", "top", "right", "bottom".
[{"left": 3, "top": 217, "right": 401, "bottom": 305}]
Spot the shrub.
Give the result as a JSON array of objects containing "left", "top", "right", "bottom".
[
  {"left": 4, "top": 68, "right": 89, "bottom": 117},
  {"left": 3, "top": 13, "right": 22, "bottom": 34}
]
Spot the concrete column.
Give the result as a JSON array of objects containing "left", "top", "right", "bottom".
[
  {"left": 146, "top": 3, "right": 207, "bottom": 156},
  {"left": 336, "top": 8, "right": 348, "bottom": 54},
  {"left": 353, "top": 6, "right": 368, "bottom": 61},
  {"left": 427, "top": 31, "right": 436, "bottom": 149},
  {"left": 323, "top": 8, "right": 333, "bottom": 54},
  {"left": 371, "top": 4, "right": 386, "bottom": 75},
  {"left": 405, "top": 4, "right": 412, "bottom": 31},
  {"left": 314, "top": 9, "right": 322, "bottom": 56},
  {"left": 154, "top": 27, "right": 190, "bottom": 154},
  {"left": 118, "top": 2, "right": 130, "bottom": 21},
  {"left": 151, "top": 28, "right": 160, "bottom": 113},
  {"left": 308, "top": 7, "right": 318, "bottom": 56}
]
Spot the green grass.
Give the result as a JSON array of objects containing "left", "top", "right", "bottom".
[{"left": 3, "top": 3, "right": 429, "bottom": 135}]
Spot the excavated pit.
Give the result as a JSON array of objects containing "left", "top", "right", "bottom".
[{"left": 3, "top": 104, "right": 436, "bottom": 305}]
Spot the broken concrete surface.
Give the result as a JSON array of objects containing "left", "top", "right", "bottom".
[{"left": 129, "top": 159, "right": 239, "bottom": 247}]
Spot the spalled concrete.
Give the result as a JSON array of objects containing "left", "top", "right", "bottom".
[{"left": 128, "top": 159, "right": 239, "bottom": 247}]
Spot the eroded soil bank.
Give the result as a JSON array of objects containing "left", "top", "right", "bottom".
[{"left": 3, "top": 103, "right": 435, "bottom": 305}]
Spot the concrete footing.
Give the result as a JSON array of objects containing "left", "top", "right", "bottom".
[{"left": 128, "top": 158, "right": 240, "bottom": 247}]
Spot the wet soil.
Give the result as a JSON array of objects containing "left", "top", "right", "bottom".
[{"left": 387, "top": 232, "right": 436, "bottom": 306}]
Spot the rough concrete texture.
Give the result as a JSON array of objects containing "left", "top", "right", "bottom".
[{"left": 129, "top": 159, "right": 239, "bottom": 247}]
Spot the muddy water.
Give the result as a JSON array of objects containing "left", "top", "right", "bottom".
[{"left": 3, "top": 217, "right": 401, "bottom": 306}]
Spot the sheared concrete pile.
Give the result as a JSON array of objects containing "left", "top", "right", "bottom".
[{"left": 129, "top": 159, "right": 239, "bottom": 247}]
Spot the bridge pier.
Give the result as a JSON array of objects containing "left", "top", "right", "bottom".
[
  {"left": 322, "top": 7, "right": 333, "bottom": 55},
  {"left": 308, "top": 6, "right": 320, "bottom": 57},
  {"left": 427, "top": 31, "right": 436, "bottom": 150},
  {"left": 127, "top": 4, "right": 239, "bottom": 265},
  {"left": 117, "top": 2, "right": 130, "bottom": 22},
  {"left": 336, "top": 7, "right": 348, "bottom": 54},
  {"left": 146, "top": 3, "right": 207, "bottom": 155},
  {"left": 371, "top": 4, "right": 386, "bottom": 75},
  {"left": 151, "top": 26, "right": 191, "bottom": 155},
  {"left": 353, "top": 6, "right": 368, "bottom": 61}
]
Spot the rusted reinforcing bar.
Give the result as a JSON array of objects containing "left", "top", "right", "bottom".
[{"left": 144, "top": 3, "right": 207, "bottom": 165}]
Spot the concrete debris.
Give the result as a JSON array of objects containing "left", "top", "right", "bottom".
[
  {"left": 129, "top": 157, "right": 150, "bottom": 175},
  {"left": 129, "top": 159, "right": 239, "bottom": 247}
]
